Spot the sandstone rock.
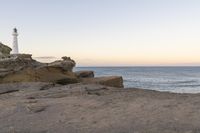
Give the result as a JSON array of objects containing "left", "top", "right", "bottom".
[
  {"left": 11, "top": 54, "right": 32, "bottom": 60},
  {"left": 0, "top": 54, "right": 42, "bottom": 70},
  {"left": 0, "top": 42, "right": 12, "bottom": 58},
  {"left": 62, "top": 56, "right": 73, "bottom": 61},
  {"left": 0, "top": 50, "right": 124, "bottom": 88},
  {"left": 48, "top": 56, "right": 75, "bottom": 71},
  {"left": 0, "top": 66, "right": 79, "bottom": 85},
  {"left": 0, "top": 82, "right": 56, "bottom": 91},
  {"left": 0, "top": 55, "right": 78, "bottom": 85},
  {"left": 1, "top": 83, "right": 200, "bottom": 133},
  {"left": 81, "top": 76, "right": 124, "bottom": 88},
  {"left": 75, "top": 71, "right": 94, "bottom": 78}
]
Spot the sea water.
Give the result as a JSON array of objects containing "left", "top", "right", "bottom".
[{"left": 75, "top": 67, "right": 200, "bottom": 93}]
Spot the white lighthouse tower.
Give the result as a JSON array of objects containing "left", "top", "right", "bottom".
[{"left": 11, "top": 28, "right": 19, "bottom": 54}]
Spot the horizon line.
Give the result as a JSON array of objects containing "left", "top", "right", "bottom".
[{"left": 76, "top": 65, "right": 200, "bottom": 67}]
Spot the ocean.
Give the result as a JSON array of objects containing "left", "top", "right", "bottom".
[{"left": 74, "top": 67, "right": 200, "bottom": 93}]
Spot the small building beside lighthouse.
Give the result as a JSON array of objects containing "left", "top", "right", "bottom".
[{"left": 11, "top": 28, "right": 19, "bottom": 54}]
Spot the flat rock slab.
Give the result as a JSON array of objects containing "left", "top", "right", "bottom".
[
  {"left": 81, "top": 76, "right": 124, "bottom": 88},
  {"left": 1, "top": 82, "right": 200, "bottom": 133}
]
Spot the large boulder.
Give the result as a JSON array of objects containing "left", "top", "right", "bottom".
[
  {"left": 0, "top": 42, "right": 12, "bottom": 58},
  {"left": 75, "top": 71, "right": 94, "bottom": 78},
  {"left": 81, "top": 76, "right": 124, "bottom": 88}
]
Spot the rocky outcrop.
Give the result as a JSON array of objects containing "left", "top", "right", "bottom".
[
  {"left": 75, "top": 71, "right": 94, "bottom": 78},
  {"left": 48, "top": 56, "right": 75, "bottom": 71},
  {"left": 81, "top": 76, "right": 124, "bottom": 88},
  {"left": 0, "top": 66, "right": 78, "bottom": 84},
  {"left": 0, "top": 42, "right": 12, "bottom": 58},
  {"left": 0, "top": 54, "right": 78, "bottom": 85},
  {"left": 0, "top": 44, "right": 124, "bottom": 87},
  {"left": 0, "top": 52, "right": 124, "bottom": 87},
  {"left": 0, "top": 54, "right": 42, "bottom": 70}
]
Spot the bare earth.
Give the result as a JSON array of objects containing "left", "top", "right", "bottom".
[{"left": 0, "top": 82, "right": 200, "bottom": 133}]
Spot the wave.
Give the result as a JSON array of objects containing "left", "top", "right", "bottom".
[
  {"left": 170, "top": 80, "right": 197, "bottom": 84},
  {"left": 175, "top": 84, "right": 200, "bottom": 88}
]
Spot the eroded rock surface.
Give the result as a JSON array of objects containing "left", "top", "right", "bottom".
[
  {"left": 0, "top": 42, "right": 12, "bottom": 59},
  {"left": 0, "top": 54, "right": 42, "bottom": 72},
  {"left": 81, "top": 76, "right": 124, "bottom": 88},
  {"left": 0, "top": 54, "right": 77, "bottom": 84},
  {"left": 0, "top": 43, "right": 124, "bottom": 87},
  {"left": 48, "top": 56, "right": 76, "bottom": 71},
  {"left": 75, "top": 71, "right": 94, "bottom": 78},
  {"left": 0, "top": 82, "right": 200, "bottom": 133}
]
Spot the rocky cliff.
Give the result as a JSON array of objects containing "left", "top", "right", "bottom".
[
  {"left": 0, "top": 42, "right": 12, "bottom": 58},
  {"left": 0, "top": 44, "right": 123, "bottom": 88}
]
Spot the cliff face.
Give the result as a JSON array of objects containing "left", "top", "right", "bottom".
[{"left": 0, "top": 42, "right": 12, "bottom": 58}]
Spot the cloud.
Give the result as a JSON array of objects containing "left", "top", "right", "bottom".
[
  {"left": 33, "top": 56, "right": 59, "bottom": 63},
  {"left": 33, "top": 56, "right": 57, "bottom": 59}
]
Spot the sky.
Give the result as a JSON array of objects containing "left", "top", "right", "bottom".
[{"left": 1, "top": 0, "right": 200, "bottom": 66}]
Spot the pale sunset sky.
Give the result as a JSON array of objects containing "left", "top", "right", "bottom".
[{"left": 0, "top": 0, "right": 200, "bottom": 66}]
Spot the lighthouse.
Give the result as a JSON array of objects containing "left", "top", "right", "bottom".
[{"left": 11, "top": 28, "right": 19, "bottom": 54}]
